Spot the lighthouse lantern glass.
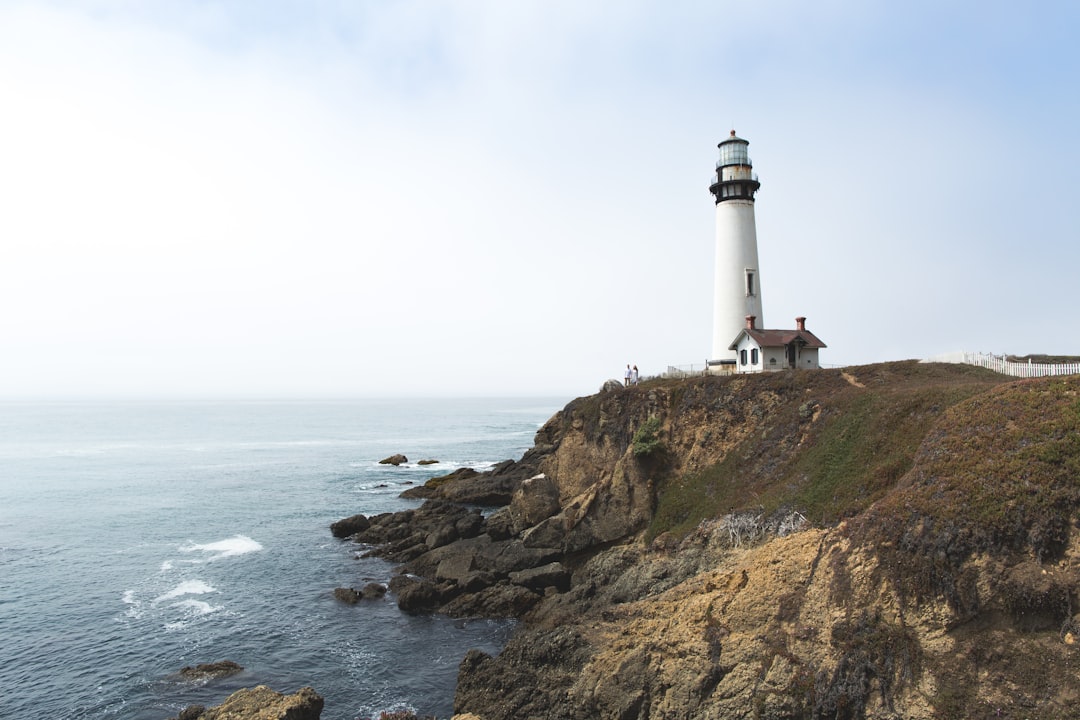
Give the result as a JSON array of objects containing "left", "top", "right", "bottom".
[{"left": 720, "top": 142, "right": 749, "bottom": 167}]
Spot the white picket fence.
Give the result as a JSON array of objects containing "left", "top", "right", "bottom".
[{"left": 925, "top": 351, "right": 1080, "bottom": 378}]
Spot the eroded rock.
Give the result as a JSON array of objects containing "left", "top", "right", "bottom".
[
  {"left": 177, "top": 660, "right": 243, "bottom": 681},
  {"left": 507, "top": 474, "right": 560, "bottom": 534},
  {"left": 170, "top": 685, "right": 323, "bottom": 720},
  {"left": 508, "top": 562, "right": 570, "bottom": 593}
]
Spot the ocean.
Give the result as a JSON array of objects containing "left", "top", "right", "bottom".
[{"left": 0, "top": 397, "right": 566, "bottom": 720}]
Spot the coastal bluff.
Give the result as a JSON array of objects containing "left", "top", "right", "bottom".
[{"left": 334, "top": 361, "right": 1080, "bottom": 719}]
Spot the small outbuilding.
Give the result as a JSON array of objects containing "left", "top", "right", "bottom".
[{"left": 729, "top": 316, "right": 826, "bottom": 374}]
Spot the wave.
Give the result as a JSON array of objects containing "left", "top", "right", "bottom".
[
  {"left": 171, "top": 598, "right": 220, "bottom": 616},
  {"left": 352, "top": 459, "right": 509, "bottom": 472},
  {"left": 121, "top": 589, "right": 141, "bottom": 618},
  {"left": 179, "top": 535, "right": 263, "bottom": 562},
  {"left": 154, "top": 580, "right": 217, "bottom": 604}
]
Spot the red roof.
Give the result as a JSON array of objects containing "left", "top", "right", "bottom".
[{"left": 729, "top": 327, "right": 827, "bottom": 351}]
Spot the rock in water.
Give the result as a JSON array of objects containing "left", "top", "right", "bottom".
[
  {"left": 333, "top": 587, "right": 361, "bottom": 604},
  {"left": 379, "top": 454, "right": 408, "bottom": 465},
  {"left": 333, "top": 584, "right": 387, "bottom": 604},
  {"left": 177, "top": 660, "right": 243, "bottom": 681},
  {"left": 361, "top": 582, "right": 388, "bottom": 599},
  {"left": 169, "top": 685, "right": 323, "bottom": 720},
  {"left": 330, "top": 513, "right": 370, "bottom": 538}
]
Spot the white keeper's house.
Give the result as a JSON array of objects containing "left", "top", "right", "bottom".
[{"left": 729, "top": 315, "right": 827, "bottom": 374}]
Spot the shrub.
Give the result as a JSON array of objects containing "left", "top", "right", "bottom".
[{"left": 631, "top": 416, "right": 664, "bottom": 456}]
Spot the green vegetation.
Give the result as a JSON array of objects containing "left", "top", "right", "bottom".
[
  {"left": 631, "top": 416, "right": 664, "bottom": 456},
  {"left": 648, "top": 361, "right": 1006, "bottom": 541},
  {"left": 854, "top": 376, "right": 1080, "bottom": 609}
]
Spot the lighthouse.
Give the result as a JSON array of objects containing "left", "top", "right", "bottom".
[{"left": 709, "top": 130, "right": 763, "bottom": 362}]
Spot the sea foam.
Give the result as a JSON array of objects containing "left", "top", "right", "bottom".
[
  {"left": 171, "top": 598, "right": 220, "bottom": 616},
  {"left": 154, "top": 580, "right": 216, "bottom": 604},
  {"left": 179, "top": 535, "right": 263, "bottom": 562},
  {"left": 121, "top": 589, "right": 142, "bottom": 618}
]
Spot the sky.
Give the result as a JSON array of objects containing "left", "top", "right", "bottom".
[{"left": 2, "top": 0, "right": 1078, "bottom": 400}]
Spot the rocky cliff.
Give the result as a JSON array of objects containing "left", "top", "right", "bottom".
[{"left": 335, "top": 361, "right": 1080, "bottom": 719}]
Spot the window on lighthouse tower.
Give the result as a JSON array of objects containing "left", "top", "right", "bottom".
[{"left": 745, "top": 270, "right": 756, "bottom": 297}]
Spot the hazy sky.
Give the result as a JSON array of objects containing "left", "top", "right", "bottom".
[{"left": 2, "top": 1, "right": 1078, "bottom": 400}]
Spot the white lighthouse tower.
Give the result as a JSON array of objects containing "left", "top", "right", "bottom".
[{"left": 709, "top": 130, "right": 764, "bottom": 362}]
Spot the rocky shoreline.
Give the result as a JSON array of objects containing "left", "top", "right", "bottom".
[{"left": 189, "top": 365, "right": 1080, "bottom": 718}]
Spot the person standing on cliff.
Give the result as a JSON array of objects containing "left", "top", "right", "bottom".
[
  {"left": 624, "top": 365, "right": 632, "bottom": 387},
  {"left": 632, "top": 365, "right": 639, "bottom": 385}
]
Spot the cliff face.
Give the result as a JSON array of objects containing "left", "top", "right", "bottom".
[
  {"left": 465, "top": 363, "right": 1080, "bottom": 719},
  {"left": 338, "top": 361, "right": 1080, "bottom": 719}
]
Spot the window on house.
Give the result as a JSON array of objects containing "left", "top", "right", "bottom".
[
  {"left": 751, "top": 348, "right": 759, "bottom": 365},
  {"left": 740, "top": 349, "right": 747, "bottom": 365},
  {"left": 745, "top": 270, "right": 755, "bottom": 296}
]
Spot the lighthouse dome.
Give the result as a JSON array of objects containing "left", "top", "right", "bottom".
[{"left": 717, "top": 130, "right": 751, "bottom": 168}]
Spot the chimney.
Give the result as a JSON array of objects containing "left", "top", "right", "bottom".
[
  {"left": 795, "top": 316, "right": 806, "bottom": 331},
  {"left": 746, "top": 315, "right": 756, "bottom": 330}
]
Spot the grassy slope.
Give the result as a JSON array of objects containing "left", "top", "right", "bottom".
[
  {"left": 853, "top": 373, "right": 1080, "bottom": 605},
  {"left": 648, "top": 361, "right": 1011, "bottom": 540}
]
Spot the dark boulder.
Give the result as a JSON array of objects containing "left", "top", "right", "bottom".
[
  {"left": 333, "top": 587, "right": 361, "bottom": 604},
  {"left": 455, "top": 509, "right": 485, "bottom": 539},
  {"left": 418, "top": 459, "right": 439, "bottom": 465},
  {"left": 382, "top": 540, "right": 430, "bottom": 563},
  {"left": 425, "top": 521, "right": 460, "bottom": 549},
  {"left": 509, "top": 562, "right": 571, "bottom": 593},
  {"left": 176, "top": 705, "right": 205, "bottom": 720},
  {"left": 400, "top": 467, "right": 480, "bottom": 499},
  {"left": 334, "top": 583, "right": 387, "bottom": 604},
  {"left": 349, "top": 509, "right": 417, "bottom": 545},
  {"left": 390, "top": 575, "right": 439, "bottom": 613},
  {"left": 485, "top": 507, "right": 516, "bottom": 540},
  {"left": 330, "top": 513, "right": 370, "bottom": 538},
  {"left": 378, "top": 454, "right": 408, "bottom": 465},
  {"left": 443, "top": 582, "right": 542, "bottom": 618},
  {"left": 361, "top": 582, "right": 387, "bottom": 599}
]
